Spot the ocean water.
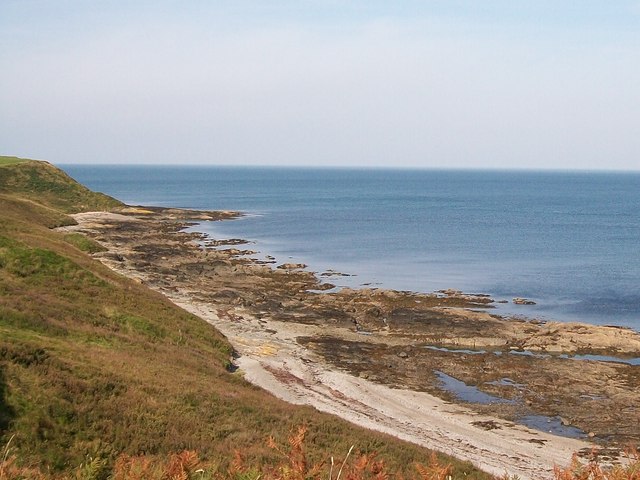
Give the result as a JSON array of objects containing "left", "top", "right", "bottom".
[{"left": 62, "top": 165, "right": 640, "bottom": 331}]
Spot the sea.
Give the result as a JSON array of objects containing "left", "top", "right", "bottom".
[{"left": 62, "top": 165, "right": 640, "bottom": 331}]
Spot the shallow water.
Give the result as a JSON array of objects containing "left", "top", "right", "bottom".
[
  {"left": 434, "top": 371, "right": 512, "bottom": 405},
  {"left": 427, "top": 345, "right": 640, "bottom": 365},
  {"left": 434, "top": 372, "right": 588, "bottom": 439},
  {"left": 425, "top": 346, "right": 486, "bottom": 355},
  {"left": 519, "top": 415, "right": 587, "bottom": 439},
  {"left": 509, "top": 350, "right": 640, "bottom": 366},
  {"left": 63, "top": 165, "right": 640, "bottom": 330}
]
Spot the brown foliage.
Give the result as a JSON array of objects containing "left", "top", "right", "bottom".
[
  {"left": 414, "top": 453, "right": 452, "bottom": 480},
  {"left": 111, "top": 450, "right": 207, "bottom": 480},
  {"left": 0, "top": 436, "right": 45, "bottom": 480},
  {"left": 262, "top": 425, "right": 322, "bottom": 480},
  {"left": 256, "top": 426, "right": 451, "bottom": 480},
  {"left": 553, "top": 448, "right": 640, "bottom": 480},
  {"left": 111, "top": 454, "right": 156, "bottom": 480},
  {"left": 1, "top": 431, "right": 640, "bottom": 480}
]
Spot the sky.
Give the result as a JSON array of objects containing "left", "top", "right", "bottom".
[{"left": 1, "top": 1, "right": 639, "bottom": 170}]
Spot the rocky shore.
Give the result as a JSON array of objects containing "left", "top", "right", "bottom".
[{"left": 60, "top": 206, "right": 640, "bottom": 479}]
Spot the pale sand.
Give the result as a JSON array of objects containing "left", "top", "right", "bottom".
[
  {"left": 68, "top": 211, "right": 595, "bottom": 480},
  {"left": 174, "top": 299, "right": 590, "bottom": 480}
]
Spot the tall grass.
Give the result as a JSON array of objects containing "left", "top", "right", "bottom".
[
  {"left": 1, "top": 432, "right": 638, "bottom": 480},
  {"left": 0, "top": 427, "right": 455, "bottom": 480}
]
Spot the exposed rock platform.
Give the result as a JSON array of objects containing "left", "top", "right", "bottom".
[{"left": 60, "top": 207, "right": 640, "bottom": 479}]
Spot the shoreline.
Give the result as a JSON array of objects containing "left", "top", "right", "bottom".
[
  {"left": 60, "top": 207, "right": 640, "bottom": 479},
  {"left": 193, "top": 218, "right": 640, "bottom": 333}
]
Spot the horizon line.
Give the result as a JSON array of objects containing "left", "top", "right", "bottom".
[{"left": 55, "top": 162, "right": 640, "bottom": 175}]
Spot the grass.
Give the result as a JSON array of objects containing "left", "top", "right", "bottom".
[
  {"left": 0, "top": 425, "right": 460, "bottom": 480},
  {"left": 2, "top": 430, "right": 639, "bottom": 480},
  {"left": 0, "top": 156, "right": 28, "bottom": 166},
  {"left": 0, "top": 159, "right": 122, "bottom": 213},
  {"left": 62, "top": 233, "right": 107, "bottom": 254},
  {"left": 0, "top": 159, "right": 492, "bottom": 479},
  {"left": 0, "top": 196, "right": 76, "bottom": 229}
]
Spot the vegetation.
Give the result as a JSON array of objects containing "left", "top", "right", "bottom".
[
  {"left": 62, "top": 233, "right": 107, "bottom": 254},
  {"left": 2, "top": 158, "right": 635, "bottom": 480},
  {"left": 0, "top": 157, "right": 121, "bottom": 213},
  {"left": 0, "top": 158, "right": 490, "bottom": 478},
  {"left": 2, "top": 429, "right": 639, "bottom": 480},
  {"left": 0, "top": 425, "right": 457, "bottom": 480},
  {"left": 553, "top": 449, "right": 640, "bottom": 480},
  {"left": 0, "top": 157, "right": 28, "bottom": 166}
]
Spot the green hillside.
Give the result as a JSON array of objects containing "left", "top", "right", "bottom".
[
  {"left": 0, "top": 156, "right": 122, "bottom": 214},
  {"left": 0, "top": 157, "right": 28, "bottom": 166},
  {"left": 0, "top": 158, "right": 489, "bottom": 478}
]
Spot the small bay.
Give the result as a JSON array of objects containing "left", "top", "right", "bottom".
[{"left": 63, "top": 165, "right": 640, "bottom": 331}]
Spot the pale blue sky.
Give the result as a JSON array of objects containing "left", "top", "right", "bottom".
[{"left": 1, "top": 1, "right": 639, "bottom": 169}]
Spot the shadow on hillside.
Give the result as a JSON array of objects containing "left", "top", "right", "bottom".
[{"left": 0, "top": 367, "right": 15, "bottom": 434}]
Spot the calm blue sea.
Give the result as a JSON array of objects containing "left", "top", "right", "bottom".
[{"left": 62, "top": 165, "right": 640, "bottom": 331}]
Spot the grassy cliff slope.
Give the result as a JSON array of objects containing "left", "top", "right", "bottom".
[
  {"left": 0, "top": 156, "right": 121, "bottom": 214},
  {"left": 0, "top": 158, "right": 489, "bottom": 478}
]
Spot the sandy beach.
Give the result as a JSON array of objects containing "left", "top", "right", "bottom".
[
  {"left": 61, "top": 209, "right": 640, "bottom": 480},
  {"left": 176, "top": 300, "right": 590, "bottom": 479}
]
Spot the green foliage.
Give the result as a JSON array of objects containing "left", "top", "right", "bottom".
[
  {"left": 0, "top": 306, "right": 68, "bottom": 337},
  {"left": 63, "top": 233, "right": 107, "bottom": 254},
  {"left": 73, "top": 456, "right": 109, "bottom": 480},
  {"left": 0, "top": 156, "right": 28, "bottom": 166},
  {"left": 0, "top": 159, "right": 122, "bottom": 213},
  {"left": 0, "top": 235, "right": 104, "bottom": 288},
  {"left": 5, "top": 431, "right": 638, "bottom": 480},
  {"left": 0, "top": 195, "right": 76, "bottom": 230},
  {"left": 113, "top": 313, "right": 167, "bottom": 339}
]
